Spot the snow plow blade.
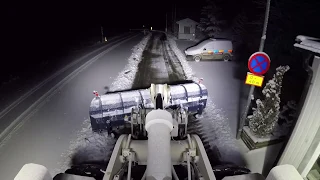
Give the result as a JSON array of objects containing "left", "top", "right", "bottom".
[{"left": 89, "top": 82, "right": 208, "bottom": 133}]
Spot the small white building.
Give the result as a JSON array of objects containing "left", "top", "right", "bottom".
[{"left": 176, "top": 18, "right": 198, "bottom": 40}]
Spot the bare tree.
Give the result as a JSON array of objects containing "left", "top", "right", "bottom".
[
  {"left": 231, "top": 11, "right": 249, "bottom": 46},
  {"left": 198, "top": 0, "right": 226, "bottom": 37}
]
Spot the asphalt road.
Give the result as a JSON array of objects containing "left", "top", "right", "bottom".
[{"left": 0, "top": 33, "right": 145, "bottom": 180}]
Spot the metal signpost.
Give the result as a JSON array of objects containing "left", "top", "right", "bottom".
[
  {"left": 237, "top": 52, "right": 271, "bottom": 139},
  {"left": 236, "top": 0, "right": 271, "bottom": 139}
]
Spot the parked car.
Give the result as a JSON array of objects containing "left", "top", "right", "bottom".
[{"left": 185, "top": 38, "right": 233, "bottom": 62}]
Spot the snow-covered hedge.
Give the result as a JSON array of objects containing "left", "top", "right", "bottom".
[{"left": 248, "top": 65, "right": 290, "bottom": 137}]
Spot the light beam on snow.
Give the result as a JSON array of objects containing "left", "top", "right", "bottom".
[{"left": 54, "top": 33, "right": 152, "bottom": 175}]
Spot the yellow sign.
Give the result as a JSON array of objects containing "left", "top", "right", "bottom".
[{"left": 245, "top": 72, "right": 264, "bottom": 87}]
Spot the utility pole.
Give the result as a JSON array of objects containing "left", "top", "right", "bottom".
[
  {"left": 166, "top": 13, "right": 168, "bottom": 32},
  {"left": 172, "top": 5, "right": 174, "bottom": 33},
  {"left": 174, "top": 4, "right": 177, "bottom": 23},
  {"left": 237, "top": 0, "right": 271, "bottom": 139},
  {"left": 100, "top": 26, "right": 104, "bottom": 43},
  {"left": 174, "top": 4, "right": 177, "bottom": 33},
  {"left": 171, "top": 4, "right": 177, "bottom": 34}
]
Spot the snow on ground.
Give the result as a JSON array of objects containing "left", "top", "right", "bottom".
[
  {"left": 55, "top": 33, "right": 243, "bottom": 175},
  {"left": 150, "top": 35, "right": 170, "bottom": 80},
  {"left": 57, "top": 119, "right": 115, "bottom": 172},
  {"left": 167, "top": 35, "right": 244, "bottom": 165},
  {"left": 167, "top": 35, "right": 196, "bottom": 81},
  {"left": 197, "top": 100, "right": 244, "bottom": 165},
  {"left": 54, "top": 33, "right": 152, "bottom": 174}
]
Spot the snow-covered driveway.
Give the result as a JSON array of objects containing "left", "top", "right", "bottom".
[{"left": 174, "top": 39, "right": 243, "bottom": 138}]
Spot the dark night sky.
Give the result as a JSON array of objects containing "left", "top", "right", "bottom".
[
  {"left": 4, "top": 0, "right": 204, "bottom": 33},
  {"left": 3, "top": 0, "right": 204, "bottom": 59}
]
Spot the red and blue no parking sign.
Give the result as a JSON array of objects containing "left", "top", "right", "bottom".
[{"left": 248, "top": 52, "right": 271, "bottom": 75}]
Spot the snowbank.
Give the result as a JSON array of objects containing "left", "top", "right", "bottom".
[
  {"left": 166, "top": 34, "right": 197, "bottom": 81},
  {"left": 109, "top": 34, "right": 152, "bottom": 91},
  {"left": 54, "top": 33, "right": 152, "bottom": 175}
]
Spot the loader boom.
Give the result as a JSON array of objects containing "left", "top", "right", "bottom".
[{"left": 101, "top": 83, "right": 215, "bottom": 180}]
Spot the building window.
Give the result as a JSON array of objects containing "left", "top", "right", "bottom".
[{"left": 184, "top": 26, "right": 191, "bottom": 34}]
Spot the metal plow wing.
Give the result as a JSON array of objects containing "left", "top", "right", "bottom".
[{"left": 89, "top": 82, "right": 208, "bottom": 133}]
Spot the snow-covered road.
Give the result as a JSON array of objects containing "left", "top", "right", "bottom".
[
  {"left": 132, "top": 32, "right": 186, "bottom": 88},
  {"left": 1, "top": 32, "right": 245, "bottom": 180},
  {"left": 0, "top": 33, "right": 146, "bottom": 180}
]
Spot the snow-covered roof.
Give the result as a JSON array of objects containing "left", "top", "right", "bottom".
[
  {"left": 209, "top": 38, "right": 231, "bottom": 41},
  {"left": 176, "top": 18, "right": 199, "bottom": 25},
  {"left": 295, "top": 35, "right": 320, "bottom": 42},
  {"left": 294, "top": 35, "right": 320, "bottom": 55}
]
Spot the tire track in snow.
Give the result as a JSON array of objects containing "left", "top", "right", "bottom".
[
  {"left": 162, "top": 38, "right": 186, "bottom": 82},
  {"left": 132, "top": 33, "right": 169, "bottom": 88},
  {"left": 132, "top": 32, "right": 186, "bottom": 89}
]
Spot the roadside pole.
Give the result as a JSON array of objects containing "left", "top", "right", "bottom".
[
  {"left": 101, "top": 26, "right": 104, "bottom": 43},
  {"left": 165, "top": 13, "right": 168, "bottom": 33},
  {"left": 236, "top": 0, "right": 271, "bottom": 139}
]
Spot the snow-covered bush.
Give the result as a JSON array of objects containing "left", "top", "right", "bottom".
[{"left": 247, "top": 65, "right": 290, "bottom": 137}]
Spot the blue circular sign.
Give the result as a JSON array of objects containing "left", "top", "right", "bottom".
[{"left": 248, "top": 52, "right": 271, "bottom": 75}]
